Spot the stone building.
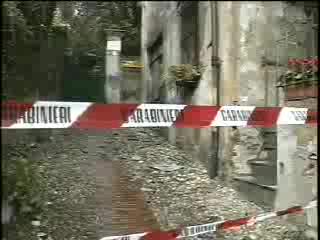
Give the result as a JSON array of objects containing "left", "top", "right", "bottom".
[{"left": 139, "top": 1, "right": 318, "bottom": 233}]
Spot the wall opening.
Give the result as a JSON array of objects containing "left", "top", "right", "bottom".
[
  {"left": 147, "top": 34, "right": 163, "bottom": 102},
  {"left": 178, "top": 2, "right": 199, "bottom": 104}
]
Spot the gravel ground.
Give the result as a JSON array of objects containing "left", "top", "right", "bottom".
[
  {"left": 3, "top": 129, "right": 159, "bottom": 240},
  {"left": 3, "top": 128, "right": 313, "bottom": 240},
  {"left": 111, "top": 128, "right": 312, "bottom": 240}
]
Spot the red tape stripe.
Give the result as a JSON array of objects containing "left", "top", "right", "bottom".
[
  {"left": 140, "top": 229, "right": 181, "bottom": 240},
  {"left": 217, "top": 217, "right": 252, "bottom": 231},
  {"left": 71, "top": 104, "right": 139, "bottom": 129},
  {"left": 174, "top": 106, "right": 221, "bottom": 128},
  {"left": 247, "top": 107, "right": 282, "bottom": 127},
  {"left": 306, "top": 110, "right": 318, "bottom": 125},
  {"left": 276, "top": 206, "right": 304, "bottom": 216}
]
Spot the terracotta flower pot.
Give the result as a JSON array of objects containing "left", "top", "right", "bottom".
[
  {"left": 304, "top": 83, "right": 318, "bottom": 98},
  {"left": 285, "top": 84, "right": 303, "bottom": 100},
  {"left": 285, "top": 82, "right": 318, "bottom": 100}
]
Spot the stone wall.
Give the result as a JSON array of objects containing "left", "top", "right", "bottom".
[
  {"left": 141, "top": 1, "right": 182, "bottom": 142},
  {"left": 141, "top": 2, "right": 167, "bottom": 103},
  {"left": 174, "top": 1, "right": 215, "bottom": 169},
  {"left": 219, "top": 2, "right": 315, "bottom": 180},
  {"left": 140, "top": 2, "right": 316, "bottom": 182},
  {"left": 141, "top": 2, "right": 272, "bottom": 174},
  {"left": 229, "top": 2, "right": 281, "bottom": 177}
]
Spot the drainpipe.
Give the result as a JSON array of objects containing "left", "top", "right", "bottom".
[{"left": 209, "top": 1, "right": 220, "bottom": 179}]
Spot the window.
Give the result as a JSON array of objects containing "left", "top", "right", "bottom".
[
  {"left": 179, "top": 2, "right": 199, "bottom": 103},
  {"left": 148, "top": 34, "right": 163, "bottom": 102},
  {"left": 180, "top": 2, "right": 199, "bottom": 65},
  {"left": 303, "top": 5, "right": 318, "bottom": 58},
  {"left": 312, "top": 8, "right": 318, "bottom": 55}
]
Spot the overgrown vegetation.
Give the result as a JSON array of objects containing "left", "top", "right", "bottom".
[
  {"left": 2, "top": 156, "right": 43, "bottom": 219},
  {"left": 1, "top": 1, "right": 141, "bottom": 236},
  {"left": 2, "top": 1, "right": 67, "bottom": 101},
  {"left": 2, "top": 1, "right": 141, "bottom": 100},
  {"left": 57, "top": 1, "right": 141, "bottom": 58}
]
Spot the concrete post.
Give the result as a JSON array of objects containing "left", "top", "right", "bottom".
[
  {"left": 275, "top": 87, "right": 317, "bottom": 232},
  {"left": 104, "top": 29, "right": 125, "bottom": 103}
]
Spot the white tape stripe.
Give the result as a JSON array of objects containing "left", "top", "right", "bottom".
[
  {"left": 256, "top": 212, "right": 277, "bottom": 222},
  {"left": 210, "top": 106, "right": 256, "bottom": 127},
  {"left": 121, "top": 104, "right": 187, "bottom": 128},
  {"left": 181, "top": 221, "right": 223, "bottom": 237},
  {"left": 277, "top": 107, "right": 308, "bottom": 125},
  {"left": 99, "top": 232, "right": 146, "bottom": 240},
  {"left": 99, "top": 201, "right": 317, "bottom": 240},
  {"left": 7, "top": 101, "right": 92, "bottom": 129},
  {"left": 304, "top": 200, "right": 317, "bottom": 210}
]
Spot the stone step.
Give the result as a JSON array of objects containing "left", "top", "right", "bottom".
[
  {"left": 262, "top": 129, "right": 277, "bottom": 134},
  {"left": 263, "top": 145, "right": 277, "bottom": 150},
  {"left": 248, "top": 160, "right": 277, "bottom": 185},
  {"left": 257, "top": 150, "right": 277, "bottom": 162},
  {"left": 259, "top": 151, "right": 277, "bottom": 162},
  {"left": 233, "top": 175, "right": 277, "bottom": 209},
  {"left": 248, "top": 159, "right": 277, "bottom": 167},
  {"left": 261, "top": 134, "right": 277, "bottom": 145}
]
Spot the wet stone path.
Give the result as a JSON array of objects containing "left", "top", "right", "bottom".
[{"left": 7, "top": 129, "right": 159, "bottom": 240}]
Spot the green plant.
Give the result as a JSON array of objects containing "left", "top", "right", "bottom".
[
  {"left": 304, "top": 69, "right": 318, "bottom": 86},
  {"left": 282, "top": 58, "right": 318, "bottom": 86},
  {"left": 283, "top": 70, "right": 295, "bottom": 85},
  {"left": 161, "top": 64, "right": 206, "bottom": 82},
  {"left": 2, "top": 157, "right": 43, "bottom": 219}
]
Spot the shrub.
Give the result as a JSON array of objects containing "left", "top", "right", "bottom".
[{"left": 2, "top": 156, "right": 43, "bottom": 221}]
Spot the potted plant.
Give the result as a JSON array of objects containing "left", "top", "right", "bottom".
[
  {"left": 304, "top": 68, "right": 318, "bottom": 98},
  {"left": 281, "top": 58, "right": 318, "bottom": 100},
  {"left": 161, "top": 64, "right": 206, "bottom": 88},
  {"left": 282, "top": 69, "right": 299, "bottom": 100}
]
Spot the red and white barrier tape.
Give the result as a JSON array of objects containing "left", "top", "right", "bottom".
[
  {"left": 1, "top": 101, "right": 317, "bottom": 129},
  {"left": 100, "top": 200, "right": 317, "bottom": 240}
]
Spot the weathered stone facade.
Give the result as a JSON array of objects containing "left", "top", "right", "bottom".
[{"left": 140, "top": 3, "right": 318, "bottom": 231}]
